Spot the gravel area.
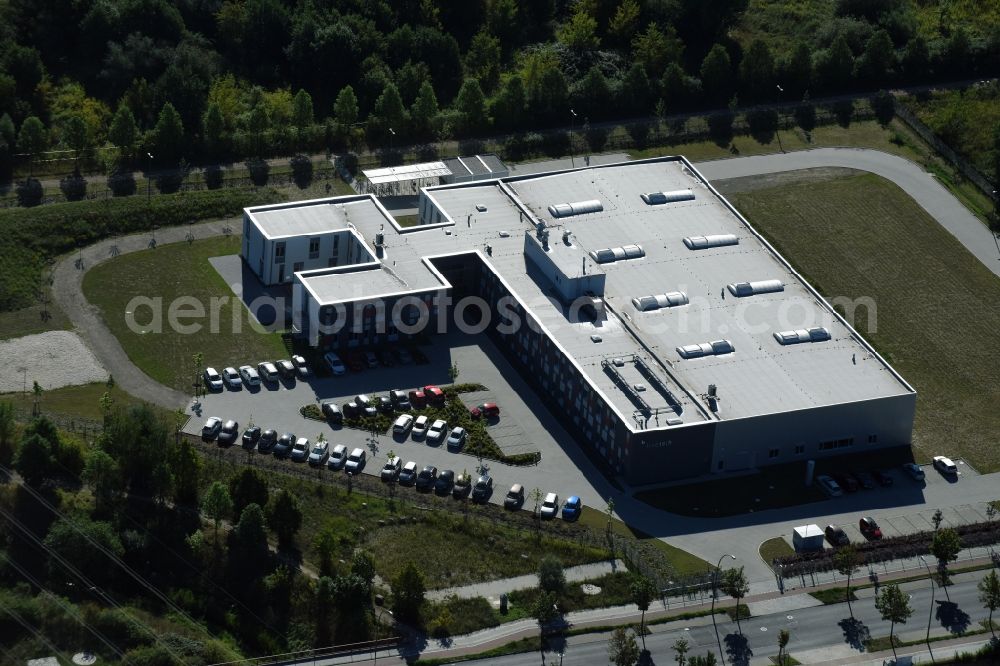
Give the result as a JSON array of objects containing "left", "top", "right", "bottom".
[{"left": 0, "top": 331, "right": 109, "bottom": 393}]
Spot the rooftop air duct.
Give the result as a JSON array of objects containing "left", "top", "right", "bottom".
[
  {"left": 773, "top": 327, "right": 832, "bottom": 345},
  {"left": 632, "top": 292, "right": 689, "bottom": 311},
  {"left": 676, "top": 339, "right": 735, "bottom": 359},
  {"left": 641, "top": 189, "right": 695, "bottom": 205},
  {"left": 727, "top": 279, "right": 785, "bottom": 297},
  {"left": 548, "top": 199, "right": 603, "bottom": 218},
  {"left": 683, "top": 234, "right": 739, "bottom": 250},
  {"left": 590, "top": 244, "right": 644, "bottom": 264}
]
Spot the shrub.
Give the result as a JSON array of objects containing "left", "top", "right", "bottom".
[
  {"left": 290, "top": 154, "right": 313, "bottom": 188},
  {"left": 340, "top": 152, "right": 359, "bottom": 176},
  {"left": 107, "top": 169, "right": 137, "bottom": 197},
  {"left": 16, "top": 177, "right": 43, "bottom": 207},
  {"left": 204, "top": 164, "right": 224, "bottom": 190},
  {"left": 59, "top": 168, "right": 87, "bottom": 201},
  {"left": 155, "top": 167, "right": 187, "bottom": 195},
  {"left": 246, "top": 157, "right": 270, "bottom": 186},
  {"left": 707, "top": 112, "right": 734, "bottom": 147}
]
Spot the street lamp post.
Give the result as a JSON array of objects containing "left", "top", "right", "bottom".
[
  {"left": 919, "top": 555, "right": 936, "bottom": 660},
  {"left": 711, "top": 553, "right": 736, "bottom": 665},
  {"left": 146, "top": 152, "right": 154, "bottom": 203},
  {"left": 569, "top": 109, "right": 578, "bottom": 168},
  {"left": 775, "top": 85, "right": 785, "bottom": 153}
]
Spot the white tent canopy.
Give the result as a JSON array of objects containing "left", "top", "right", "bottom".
[{"left": 362, "top": 161, "right": 452, "bottom": 185}]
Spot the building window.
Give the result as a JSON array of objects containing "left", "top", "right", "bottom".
[
  {"left": 794, "top": 445, "right": 805, "bottom": 455},
  {"left": 868, "top": 434, "right": 878, "bottom": 444},
  {"left": 293, "top": 262, "right": 304, "bottom": 273},
  {"left": 275, "top": 242, "right": 286, "bottom": 264},
  {"left": 309, "top": 237, "right": 320, "bottom": 259},
  {"left": 819, "top": 437, "right": 855, "bottom": 451},
  {"left": 768, "top": 448, "right": 780, "bottom": 459}
]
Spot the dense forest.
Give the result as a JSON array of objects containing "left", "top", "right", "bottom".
[{"left": 0, "top": 0, "right": 998, "bottom": 177}]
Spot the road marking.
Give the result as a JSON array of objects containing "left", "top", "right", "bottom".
[{"left": 761, "top": 627, "right": 768, "bottom": 631}]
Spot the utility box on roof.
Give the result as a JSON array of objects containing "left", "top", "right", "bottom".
[{"left": 792, "top": 524, "right": 824, "bottom": 552}]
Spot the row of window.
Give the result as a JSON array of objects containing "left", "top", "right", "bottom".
[
  {"left": 763, "top": 434, "right": 876, "bottom": 460},
  {"left": 275, "top": 235, "right": 341, "bottom": 264}
]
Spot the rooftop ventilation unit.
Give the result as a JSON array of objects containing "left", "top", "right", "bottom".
[
  {"left": 676, "top": 339, "right": 735, "bottom": 359},
  {"left": 773, "top": 327, "right": 832, "bottom": 345},
  {"left": 548, "top": 199, "right": 603, "bottom": 218},
  {"left": 683, "top": 234, "right": 739, "bottom": 250},
  {"left": 590, "top": 244, "right": 644, "bottom": 264},
  {"left": 641, "top": 189, "right": 695, "bottom": 205},
  {"left": 632, "top": 291, "right": 689, "bottom": 311},
  {"left": 727, "top": 279, "right": 785, "bottom": 297}
]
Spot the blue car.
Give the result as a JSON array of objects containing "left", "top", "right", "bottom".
[{"left": 561, "top": 496, "right": 582, "bottom": 521}]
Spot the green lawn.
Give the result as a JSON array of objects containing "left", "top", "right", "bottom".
[
  {"left": 730, "top": 173, "right": 1000, "bottom": 472},
  {"left": 0, "top": 295, "right": 70, "bottom": 340},
  {"left": 82, "top": 235, "right": 288, "bottom": 392},
  {"left": 759, "top": 537, "right": 794, "bottom": 565},
  {"left": 1, "top": 382, "right": 174, "bottom": 424},
  {"left": 903, "top": 85, "right": 1000, "bottom": 176}
]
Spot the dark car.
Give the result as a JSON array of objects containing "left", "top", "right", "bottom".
[
  {"left": 423, "top": 385, "right": 445, "bottom": 405},
  {"left": 379, "top": 396, "right": 394, "bottom": 413},
  {"left": 859, "top": 517, "right": 883, "bottom": 540},
  {"left": 873, "top": 470, "right": 894, "bottom": 487},
  {"left": 415, "top": 465, "right": 438, "bottom": 492},
  {"left": 390, "top": 389, "right": 411, "bottom": 410},
  {"left": 379, "top": 349, "right": 396, "bottom": 367},
  {"left": 504, "top": 484, "right": 524, "bottom": 510},
  {"left": 470, "top": 402, "right": 500, "bottom": 420},
  {"left": 854, "top": 471, "right": 876, "bottom": 490},
  {"left": 343, "top": 401, "right": 359, "bottom": 419},
  {"left": 452, "top": 473, "right": 472, "bottom": 499},
  {"left": 276, "top": 359, "right": 296, "bottom": 380},
  {"left": 435, "top": 469, "right": 455, "bottom": 495},
  {"left": 241, "top": 426, "right": 261, "bottom": 449},
  {"left": 394, "top": 347, "right": 414, "bottom": 365},
  {"left": 322, "top": 401, "right": 342, "bottom": 424},
  {"left": 471, "top": 474, "right": 493, "bottom": 503},
  {"left": 201, "top": 416, "right": 222, "bottom": 441},
  {"left": 345, "top": 350, "right": 365, "bottom": 372},
  {"left": 273, "top": 432, "right": 296, "bottom": 458},
  {"left": 257, "top": 429, "right": 278, "bottom": 453},
  {"left": 217, "top": 420, "right": 240, "bottom": 446},
  {"left": 834, "top": 474, "right": 859, "bottom": 493},
  {"left": 825, "top": 524, "right": 850, "bottom": 547},
  {"left": 408, "top": 389, "right": 426, "bottom": 409}
]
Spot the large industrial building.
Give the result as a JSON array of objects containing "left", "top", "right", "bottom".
[{"left": 241, "top": 156, "right": 916, "bottom": 484}]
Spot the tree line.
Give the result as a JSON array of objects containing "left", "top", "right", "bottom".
[{"left": 1, "top": 0, "right": 998, "bottom": 185}]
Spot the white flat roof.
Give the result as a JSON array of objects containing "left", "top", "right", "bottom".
[{"left": 363, "top": 161, "right": 452, "bottom": 185}]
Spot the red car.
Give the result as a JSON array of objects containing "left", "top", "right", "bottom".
[
  {"left": 408, "top": 389, "right": 426, "bottom": 408},
  {"left": 345, "top": 350, "right": 365, "bottom": 372},
  {"left": 859, "top": 516, "right": 883, "bottom": 540},
  {"left": 470, "top": 402, "right": 500, "bottom": 419},
  {"left": 423, "top": 385, "right": 445, "bottom": 405}
]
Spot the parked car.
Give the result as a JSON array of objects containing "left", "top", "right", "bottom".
[
  {"left": 415, "top": 465, "right": 438, "bottom": 492},
  {"left": 903, "top": 462, "right": 925, "bottom": 481},
  {"left": 290, "top": 437, "right": 310, "bottom": 462},
  {"left": 258, "top": 429, "right": 277, "bottom": 453},
  {"left": 257, "top": 361, "right": 280, "bottom": 383},
  {"left": 390, "top": 389, "right": 411, "bottom": 410},
  {"left": 825, "top": 524, "right": 850, "bottom": 547},
  {"left": 453, "top": 473, "right": 472, "bottom": 499},
  {"left": 308, "top": 439, "right": 330, "bottom": 466},
  {"left": 933, "top": 456, "right": 958, "bottom": 476},
  {"left": 355, "top": 394, "right": 376, "bottom": 416},
  {"left": 393, "top": 414, "right": 414, "bottom": 435},
  {"left": 427, "top": 419, "right": 447, "bottom": 443},
  {"left": 470, "top": 402, "right": 500, "bottom": 419},
  {"left": 378, "top": 396, "right": 394, "bottom": 413},
  {"left": 381, "top": 456, "right": 402, "bottom": 481},
  {"left": 276, "top": 359, "right": 296, "bottom": 380},
  {"left": 322, "top": 401, "right": 342, "bottom": 424},
  {"left": 291, "top": 354, "right": 310, "bottom": 377},
  {"left": 504, "top": 484, "right": 524, "bottom": 510},
  {"left": 241, "top": 426, "right": 261, "bottom": 449},
  {"left": 364, "top": 351, "right": 379, "bottom": 368},
  {"left": 854, "top": 471, "right": 876, "bottom": 490},
  {"left": 274, "top": 432, "right": 296, "bottom": 458},
  {"left": 446, "top": 426, "right": 467, "bottom": 451},
  {"left": 394, "top": 347, "right": 414, "bottom": 365},
  {"left": 324, "top": 352, "right": 346, "bottom": 375},
  {"left": 408, "top": 389, "right": 426, "bottom": 408},
  {"left": 471, "top": 474, "right": 493, "bottom": 503},
  {"left": 345, "top": 448, "right": 366, "bottom": 474},
  {"left": 411, "top": 415, "right": 429, "bottom": 439},
  {"left": 859, "top": 517, "right": 883, "bottom": 540},
  {"left": 379, "top": 349, "right": 395, "bottom": 367},
  {"left": 327, "top": 444, "right": 348, "bottom": 470},
  {"left": 816, "top": 475, "right": 843, "bottom": 497},
  {"left": 834, "top": 474, "right": 859, "bottom": 493},
  {"left": 435, "top": 469, "right": 455, "bottom": 495},
  {"left": 540, "top": 493, "right": 560, "bottom": 519},
  {"left": 201, "top": 416, "right": 222, "bottom": 441},
  {"left": 345, "top": 350, "right": 365, "bottom": 372},
  {"left": 343, "top": 402, "right": 359, "bottom": 419},
  {"left": 873, "top": 470, "right": 894, "bottom": 487},
  {"left": 204, "top": 367, "right": 224, "bottom": 391},
  {"left": 217, "top": 420, "right": 239, "bottom": 446},
  {"left": 222, "top": 366, "right": 242, "bottom": 389},
  {"left": 399, "top": 461, "right": 419, "bottom": 486},
  {"left": 238, "top": 365, "right": 261, "bottom": 386},
  {"left": 561, "top": 496, "right": 582, "bottom": 521},
  {"left": 423, "top": 385, "right": 445, "bottom": 405}
]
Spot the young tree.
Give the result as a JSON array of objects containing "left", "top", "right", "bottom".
[
  {"left": 229, "top": 467, "right": 269, "bottom": 522},
  {"left": 454, "top": 78, "right": 488, "bottom": 135},
  {"left": 0, "top": 401, "right": 15, "bottom": 466},
  {"left": 721, "top": 566, "right": 750, "bottom": 634},
  {"left": 61, "top": 115, "right": 90, "bottom": 162},
  {"left": 739, "top": 39, "right": 775, "bottom": 103},
  {"left": 14, "top": 434, "right": 54, "bottom": 487},
  {"left": 334, "top": 85, "right": 359, "bottom": 130},
  {"left": 231, "top": 502, "right": 269, "bottom": 564},
  {"left": 932, "top": 508, "right": 944, "bottom": 531},
  {"left": 608, "top": 626, "right": 640, "bottom": 666},
  {"left": 108, "top": 104, "right": 138, "bottom": 159},
  {"left": 410, "top": 80, "right": 439, "bottom": 139},
  {"left": 700, "top": 45, "right": 733, "bottom": 105},
  {"left": 816, "top": 35, "right": 854, "bottom": 92},
  {"left": 931, "top": 527, "right": 963, "bottom": 587},
  {"left": 630, "top": 575, "right": 657, "bottom": 650},
  {"left": 465, "top": 31, "right": 501, "bottom": 91},
  {"left": 266, "top": 489, "right": 303, "bottom": 549},
  {"left": 491, "top": 75, "right": 526, "bottom": 131},
  {"left": 558, "top": 8, "right": 600, "bottom": 51},
  {"left": 632, "top": 23, "right": 683, "bottom": 76},
  {"left": 291, "top": 88, "right": 314, "bottom": 150},
  {"left": 856, "top": 29, "right": 895, "bottom": 83},
  {"left": 202, "top": 101, "right": 227, "bottom": 160},
  {"left": 372, "top": 83, "right": 407, "bottom": 139},
  {"left": 538, "top": 555, "right": 566, "bottom": 595},
  {"left": 351, "top": 550, "right": 376, "bottom": 593},
  {"left": 82, "top": 449, "right": 122, "bottom": 514},
  {"left": 531, "top": 590, "right": 559, "bottom": 628},
  {"left": 392, "top": 562, "right": 426, "bottom": 623},
  {"left": 169, "top": 437, "right": 201, "bottom": 506},
  {"left": 672, "top": 637, "right": 690, "bottom": 665},
  {"left": 783, "top": 42, "right": 813, "bottom": 98},
  {"left": 834, "top": 544, "right": 861, "bottom": 617},
  {"left": 777, "top": 628, "right": 791, "bottom": 665},
  {"left": 150, "top": 102, "right": 185, "bottom": 165},
  {"left": 17, "top": 116, "right": 47, "bottom": 175},
  {"left": 979, "top": 569, "right": 1000, "bottom": 640},
  {"left": 202, "top": 480, "right": 233, "bottom": 541},
  {"left": 609, "top": 0, "right": 641, "bottom": 46},
  {"left": 875, "top": 584, "right": 912, "bottom": 660}
]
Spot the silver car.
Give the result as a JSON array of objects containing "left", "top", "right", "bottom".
[
  {"left": 221, "top": 366, "right": 242, "bottom": 388},
  {"left": 290, "top": 437, "right": 310, "bottom": 462},
  {"left": 540, "top": 492, "right": 560, "bottom": 519},
  {"left": 203, "top": 367, "right": 223, "bottom": 391},
  {"left": 308, "top": 439, "right": 330, "bottom": 466},
  {"left": 238, "top": 365, "right": 261, "bottom": 386},
  {"left": 327, "top": 444, "right": 348, "bottom": 470}
]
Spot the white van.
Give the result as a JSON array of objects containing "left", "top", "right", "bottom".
[{"left": 345, "top": 447, "right": 366, "bottom": 473}]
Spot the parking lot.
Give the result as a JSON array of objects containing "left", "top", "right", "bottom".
[{"left": 183, "top": 330, "right": 617, "bottom": 512}]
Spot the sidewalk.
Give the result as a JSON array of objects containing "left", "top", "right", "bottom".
[{"left": 425, "top": 559, "right": 627, "bottom": 602}]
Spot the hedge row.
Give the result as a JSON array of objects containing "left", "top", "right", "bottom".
[{"left": 0, "top": 187, "right": 286, "bottom": 312}]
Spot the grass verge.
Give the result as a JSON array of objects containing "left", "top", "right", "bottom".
[
  {"left": 82, "top": 235, "right": 288, "bottom": 392},
  {"left": 730, "top": 173, "right": 1000, "bottom": 472},
  {"left": 2, "top": 382, "right": 175, "bottom": 425},
  {"left": 759, "top": 537, "right": 794, "bottom": 565},
  {"left": 809, "top": 561, "right": 998, "bottom": 605}
]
